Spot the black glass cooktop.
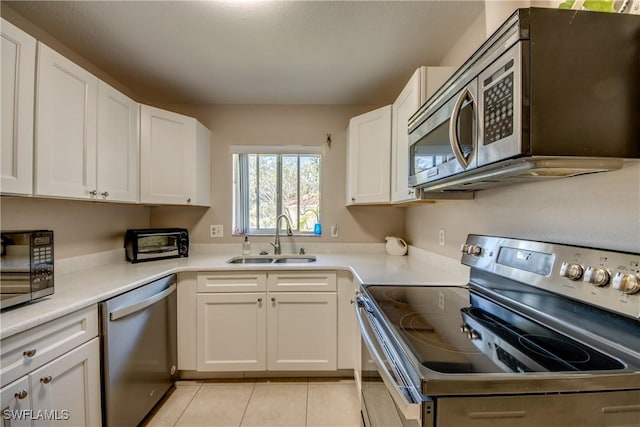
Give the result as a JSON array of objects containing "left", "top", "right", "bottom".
[{"left": 364, "top": 285, "right": 625, "bottom": 375}]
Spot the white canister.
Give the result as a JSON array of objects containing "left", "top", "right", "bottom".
[{"left": 385, "top": 236, "right": 408, "bottom": 256}]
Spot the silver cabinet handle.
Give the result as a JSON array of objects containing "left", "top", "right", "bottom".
[
  {"left": 40, "top": 375, "right": 52, "bottom": 384},
  {"left": 15, "top": 390, "right": 28, "bottom": 400},
  {"left": 101, "top": 191, "right": 109, "bottom": 197},
  {"left": 89, "top": 190, "right": 98, "bottom": 196},
  {"left": 23, "top": 349, "right": 37, "bottom": 358},
  {"left": 110, "top": 283, "right": 177, "bottom": 321}
]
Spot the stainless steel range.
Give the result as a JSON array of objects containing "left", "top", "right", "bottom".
[{"left": 356, "top": 235, "right": 640, "bottom": 427}]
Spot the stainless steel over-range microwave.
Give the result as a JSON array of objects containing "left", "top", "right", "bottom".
[{"left": 408, "top": 8, "right": 640, "bottom": 192}]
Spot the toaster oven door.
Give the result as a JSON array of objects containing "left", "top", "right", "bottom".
[{"left": 136, "top": 233, "right": 180, "bottom": 260}]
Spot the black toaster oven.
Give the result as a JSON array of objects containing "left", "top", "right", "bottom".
[{"left": 125, "top": 228, "right": 189, "bottom": 263}]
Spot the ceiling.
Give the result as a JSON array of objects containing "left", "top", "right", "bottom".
[{"left": 5, "top": 1, "right": 484, "bottom": 105}]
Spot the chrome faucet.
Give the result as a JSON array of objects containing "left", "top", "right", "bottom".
[{"left": 271, "top": 214, "right": 293, "bottom": 255}]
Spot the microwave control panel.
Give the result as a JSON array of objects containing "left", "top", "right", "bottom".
[
  {"left": 483, "top": 67, "right": 514, "bottom": 144},
  {"left": 31, "top": 231, "right": 54, "bottom": 285}
]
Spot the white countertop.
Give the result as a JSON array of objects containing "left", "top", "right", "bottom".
[{"left": 0, "top": 246, "right": 468, "bottom": 339}]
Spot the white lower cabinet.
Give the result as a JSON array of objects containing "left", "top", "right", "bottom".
[
  {"left": 196, "top": 292, "right": 267, "bottom": 372},
  {"left": 267, "top": 292, "right": 336, "bottom": 371},
  {"left": 0, "top": 306, "right": 101, "bottom": 427},
  {"left": 0, "top": 376, "right": 31, "bottom": 427},
  {"left": 193, "top": 271, "right": 339, "bottom": 372},
  {"left": 29, "top": 338, "right": 101, "bottom": 427}
]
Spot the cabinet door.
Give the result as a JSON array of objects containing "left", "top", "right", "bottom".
[
  {"left": 1, "top": 19, "right": 36, "bottom": 196},
  {"left": 346, "top": 105, "right": 391, "bottom": 205},
  {"left": 267, "top": 292, "right": 337, "bottom": 371},
  {"left": 96, "top": 81, "right": 139, "bottom": 202},
  {"left": 35, "top": 42, "right": 97, "bottom": 199},
  {"left": 391, "top": 69, "right": 422, "bottom": 203},
  {"left": 140, "top": 105, "right": 195, "bottom": 205},
  {"left": 29, "top": 337, "right": 101, "bottom": 427},
  {"left": 193, "top": 121, "right": 211, "bottom": 207},
  {"left": 0, "top": 376, "right": 32, "bottom": 427},
  {"left": 196, "top": 293, "right": 266, "bottom": 371}
]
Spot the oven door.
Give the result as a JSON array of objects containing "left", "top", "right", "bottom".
[
  {"left": 408, "top": 79, "right": 478, "bottom": 188},
  {"left": 356, "top": 297, "right": 427, "bottom": 427}
]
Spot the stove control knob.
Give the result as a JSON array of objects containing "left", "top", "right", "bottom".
[
  {"left": 466, "top": 329, "right": 481, "bottom": 340},
  {"left": 462, "top": 244, "right": 482, "bottom": 256},
  {"left": 612, "top": 273, "right": 640, "bottom": 294},
  {"left": 560, "top": 262, "right": 583, "bottom": 281},
  {"left": 583, "top": 267, "right": 610, "bottom": 287}
]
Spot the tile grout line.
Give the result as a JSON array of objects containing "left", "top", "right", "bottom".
[
  {"left": 172, "top": 382, "right": 204, "bottom": 427},
  {"left": 237, "top": 380, "right": 257, "bottom": 427},
  {"left": 304, "top": 377, "right": 310, "bottom": 427}
]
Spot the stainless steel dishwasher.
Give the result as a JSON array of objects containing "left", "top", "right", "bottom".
[{"left": 99, "top": 274, "right": 177, "bottom": 427}]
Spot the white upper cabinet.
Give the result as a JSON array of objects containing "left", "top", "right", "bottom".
[
  {"left": 35, "top": 42, "right": 98, "bottom": 199},
  {"left": 346, "top": 105, "right": 392, "bottom": 205},
  {"left": 391, "top": 66, "right": 454, "bottom": 203},
  {"left": 96, "top": 81, "right": 139, "bottom": 202},
  {"left": 391, "top": 69, "right": 422, "bottom": 203},
  {"left": 140, "top": 104, "right": 211, "bottom": 206},
  {"left": 193, "top": 121, "right": 211, "bottom": 206},
  {"left": 1, "top": 19, "right": 36, "bottom": 195}
]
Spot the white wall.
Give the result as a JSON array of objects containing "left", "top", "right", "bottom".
[
  {"left": 407, "top": 164, "right": 640, "bottom": 257},
  {"left": 0, "top": 198, "right": 150, "bottom": 258}
]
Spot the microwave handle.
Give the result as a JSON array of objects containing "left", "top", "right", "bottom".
[{"left": 449, "top": 87, "right": 476, "bottom": 169}]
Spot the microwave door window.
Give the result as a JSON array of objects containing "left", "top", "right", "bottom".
[
  {"left": 411, "top": 120, "right": 456, "bottom": 176},
  {"left": 456, "top": 98, "right": 476, "bottom": 163}
]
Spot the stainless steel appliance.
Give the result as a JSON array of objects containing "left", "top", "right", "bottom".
[
  {"left": 356, "top": 235, "right": 640, "bottom": 426},
  {"left": 99, "top": 274, "right": 178, "bottom": 427},
  {"left": 408, "top": 8, "right": 640, "bottom": 192},
  {"left": 125, "top": 228, "right": 189, "bottom": 263},
  {"left": 0, "top": 230, "right": 54, "bottom": 310}
]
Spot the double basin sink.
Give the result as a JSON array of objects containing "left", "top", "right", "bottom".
[{"left": 226, "top": 255, "right": 317, "bottom": 264}]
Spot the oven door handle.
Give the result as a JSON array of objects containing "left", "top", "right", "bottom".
[{"left": 356, "top": 304, "right": 423, "bottom": 421}]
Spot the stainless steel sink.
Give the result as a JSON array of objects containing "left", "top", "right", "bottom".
[
  {"left": 226, "top": 255, "right": 316, "bottom": 264},
  {"left": 272, "top": 256, "right": 317, "bottom": 263},
  {"left": 226, "top": 256, "right": 274, "bottom": 264}
]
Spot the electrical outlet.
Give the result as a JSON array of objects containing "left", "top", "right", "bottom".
[
  {"left": 331, "top": 225, "right": 339, "bottom": 238},
  {"left": 209, "top": 225, "right": 223, "bottom": 238},
  {"left": 438, "top": 229, "right": 445, "bottom": 246},
  {"left": 438, "top": 291, "right": 445, "bottom": 311}
]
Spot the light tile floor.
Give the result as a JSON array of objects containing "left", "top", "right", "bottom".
[{"left": 141, "top": 378, "right": 361, "bottom": 427}]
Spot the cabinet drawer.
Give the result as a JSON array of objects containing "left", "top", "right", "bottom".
[
  {"left": 197, "top": 272, "right": 267, "bottom": 293},
  {"left": 267, "top": 271, "right": 337, "bottom": 292},
  {"left": 0, "top": 305, "right": 98, "bottom": 388}
]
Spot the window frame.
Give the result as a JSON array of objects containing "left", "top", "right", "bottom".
[{"left": 232, "top": 147, "right": 322, "bottom": 237}]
